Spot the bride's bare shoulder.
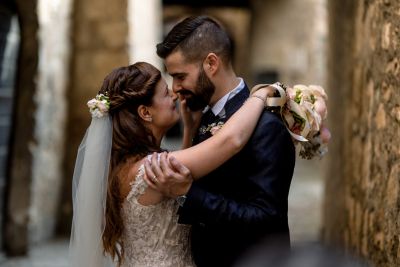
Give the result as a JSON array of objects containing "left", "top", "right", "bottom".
[{"left": 118, "top": 155, "right": 164, "bottom": 205}]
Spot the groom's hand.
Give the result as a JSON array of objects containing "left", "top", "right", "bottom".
[
  {"left": 143, "top": 152, "right": 193, "bottom": 198},
  {"left": 179, "top": 94, "right": 202, "bottom": 130}
]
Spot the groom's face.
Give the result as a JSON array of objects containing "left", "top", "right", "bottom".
[{"left": 165, "top": 51, "right": 215, "bottom": 111}]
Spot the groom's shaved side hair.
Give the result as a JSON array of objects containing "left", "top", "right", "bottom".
[{"left": 156, "top": 15, "right": 233, "bottom": 65}]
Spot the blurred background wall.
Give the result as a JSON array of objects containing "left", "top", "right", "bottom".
[
  {"left": 0, "top": 0, "right": 19, "bottom": 255},
  {"left": 58, "top": 0, "right": 129, "bottom": 235},
  {"left": 0, "top": 0, "right": 325, "bottom": 253},
  {"left": 0, "top": 0, "right": 399, "bottom": 266},
  {"left": 1, "top": 0, "right": 38, "bottom": 256}
]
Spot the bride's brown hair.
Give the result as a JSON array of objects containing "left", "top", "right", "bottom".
[{"left": 100, "top": 62, "right": 162, "bottom": 265}]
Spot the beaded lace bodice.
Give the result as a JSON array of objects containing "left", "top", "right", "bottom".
[{"left": 120, "top": 164, "right": 194, "bottom": 267}]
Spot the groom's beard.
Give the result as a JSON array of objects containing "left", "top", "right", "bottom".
[{"left": 185, "top": 67, "right": 215, "bottom": 111}]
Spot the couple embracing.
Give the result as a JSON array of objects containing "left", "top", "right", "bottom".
[{"left": 69, "top": 15, "right": 296, "bottom": 267}]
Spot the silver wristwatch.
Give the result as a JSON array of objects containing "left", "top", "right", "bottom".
[{"left": 176, "top": 195, "right": 187, "bottom": 207}]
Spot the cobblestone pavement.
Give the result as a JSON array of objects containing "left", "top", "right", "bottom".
[
  {"left": 289, "top": 157, "right": 325, "bottom": 243},
  {"left": 0, "top": 139, "right": 325, "bottom": 266},
  {"left": 0, "top": 239, "right": 68, "bottom": 267}
]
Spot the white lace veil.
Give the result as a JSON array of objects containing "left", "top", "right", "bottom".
[{"left": 69, "top": 115, "right": 114, "bottom": 267}]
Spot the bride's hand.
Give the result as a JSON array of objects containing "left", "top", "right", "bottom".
[
  {"left": 143, "top": 152, "right": 193, "bottom": 198},
  {"left": 251, "top": 83, "right": 287, "bottom": 108},
  {"left": 250, "top": 84, "right": 276, "bottom": 100},
  {"left": 179, "top": 95, "right": 202, "bottom": 131}
]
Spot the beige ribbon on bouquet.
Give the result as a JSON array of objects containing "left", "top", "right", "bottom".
[{"left": 250, "top": 83, "right": 310, "bottom": 142}]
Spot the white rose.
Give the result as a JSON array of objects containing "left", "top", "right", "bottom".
[
  {"left": 314, "top": 98, "right": 327, "bottom": 119},
  {"left": 293, "top": 84, "right": 308, "bottom": 92},
  {"left": 87, "top": 99, "right": 97, "bottom": 109},
  {"left": 309, "top": 85, "right": 328, "bottom": 100},
  {"left": 286, "top": 87, "right": 296, "bottom": 100},
  {"left": 320, "top": 126, "right": 331, "bottom": 144},
  {"left": 97, "top": 102, "right": 108, "bottom": 113}
]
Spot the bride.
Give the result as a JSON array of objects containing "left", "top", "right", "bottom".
[{"left": 69, "top": 62, "right": 278, "bottom": 266}]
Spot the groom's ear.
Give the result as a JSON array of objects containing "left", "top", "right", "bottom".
[
  {"left": 203, "top": 53, "right": 219, "bottom": 76},
  {"left": 137, "top": 105, "right": 153, "bottom": 123}
]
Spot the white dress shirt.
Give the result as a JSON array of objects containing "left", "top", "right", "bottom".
[{"left": 204, "top": 78, "right": 245, "bottom": 118}]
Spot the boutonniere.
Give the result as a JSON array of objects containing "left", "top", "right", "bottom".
[{"left": 199, "top": 121, "right": 225, "bottom": 135}]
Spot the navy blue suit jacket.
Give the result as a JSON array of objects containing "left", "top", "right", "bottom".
[{"left": 178, "top": 85, "right": 296, "bottom": 267}]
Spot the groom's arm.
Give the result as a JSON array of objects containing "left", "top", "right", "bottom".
[{"left": 179, "top": 114, "right": 295, "bottom": 226}]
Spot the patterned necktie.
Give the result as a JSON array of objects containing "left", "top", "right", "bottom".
[{"left": 203, "top": 109, "right": 217, "bottom": 125}]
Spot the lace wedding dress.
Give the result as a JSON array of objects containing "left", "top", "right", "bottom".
[{"left": 120, "top": 164, "right": 195, "bottom": 267}]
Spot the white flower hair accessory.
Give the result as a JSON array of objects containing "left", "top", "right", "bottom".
[{"left": 87, "top": 94, "right": 110, "bottom": 118}]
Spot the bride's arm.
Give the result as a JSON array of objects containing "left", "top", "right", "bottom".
[{"left": 169, "top": 87, "right": 272, "bottom": 179}]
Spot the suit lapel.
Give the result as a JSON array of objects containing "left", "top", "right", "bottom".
[
  {"left": 193, "top": 84, "right": 250, "bottom": 144},
  {"left": 223, "top": 85, "right": 249, "bottom": 119}
]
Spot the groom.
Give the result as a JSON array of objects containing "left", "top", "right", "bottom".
[{"left": 147, "top": 16, "right": 295, "bottom": 267}]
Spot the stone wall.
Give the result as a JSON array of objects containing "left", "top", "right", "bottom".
[
  {"left": 58, "top": 0, "right": 129, "bottom": 234},
  {"left": 323, "top": 0, "right": 400, "bottom": 266}
]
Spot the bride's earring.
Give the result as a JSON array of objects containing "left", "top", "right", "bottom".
[
  {"left": 144, "top": 115, "right": 153, "bottom": 123},
  {"left": 137, "top": 105, "right": 153, "bottom": 123}
]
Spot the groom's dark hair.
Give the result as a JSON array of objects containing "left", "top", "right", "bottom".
[{"left": 156, "top": 15, "right": 234, "bottom": 66}]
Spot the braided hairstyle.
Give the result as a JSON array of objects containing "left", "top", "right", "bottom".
[{"left": 100, "top": 62, "right": 162, "bottom": 265}]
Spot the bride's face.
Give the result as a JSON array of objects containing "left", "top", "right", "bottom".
[{"left": 149, "top": 78, "right": 180, "bottom": 132}]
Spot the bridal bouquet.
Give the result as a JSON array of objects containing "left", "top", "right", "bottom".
[
  {"left": 280, "top": 84, "right": 331, "bottom": 159},
  {"left": 266, "top": 83, "right": 331, "bottom": 159}
]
